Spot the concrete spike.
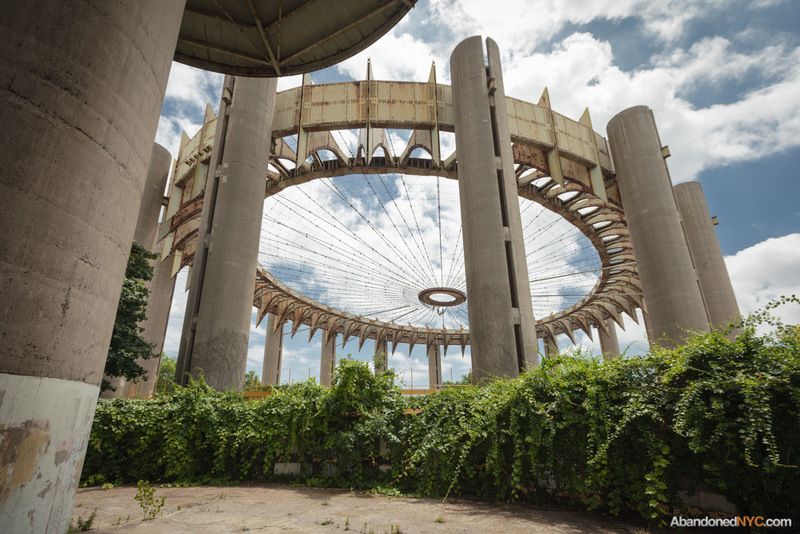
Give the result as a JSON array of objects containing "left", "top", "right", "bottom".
[
  {"left": 179, "top": 130, "right": 190, "bottom": 152},
  {"left": 203, "top": 103, "right": 216, "bottom": 123},
  {"left": 579, "top": 107, "right": 592, "bottom": 127},
  {"left": 357, "top": 326, "right": 371, "bottom": 351},
  {"left": 538, "top": 87, "right": 551, "bottom": 109}
]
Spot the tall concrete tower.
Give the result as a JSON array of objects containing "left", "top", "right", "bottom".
[
  {"left": 673, "top": 182, "right": 740, "bottom": 328},
  {"left": 450, "top": 36, "right": 538, "bottom": 381},
  {"left": 176, "top": 75, "right": 277, "bottom": 391},
  {"left": 607, "top": 106, "right": 710, "bottom": 345}
]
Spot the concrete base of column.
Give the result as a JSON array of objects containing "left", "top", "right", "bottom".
[
  {"left": 320, "top": 334, "right": 336, "bottom": 387},
  {"left": 599, "top": 321, "right": 621, "bottom": 359},
  {"left": 427, "top": 344, "right": 442, "bottom": 390},
  {"left": 0, "top": 373, "right": 99, "bottom": 532}
]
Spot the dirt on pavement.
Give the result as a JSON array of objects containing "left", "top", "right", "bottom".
[{"left": 72, "top": 484, "right": 648, "bottom": 533}]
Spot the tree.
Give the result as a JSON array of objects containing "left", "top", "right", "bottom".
[
  {"left": 102, "top": 242, "right": 157, "bottom": 392},
  {"left": 155, "top": 356, "right": 177, "bottom": 395},
  {"left": 243, "top": 369, "right": 263, "bottom": 391}
]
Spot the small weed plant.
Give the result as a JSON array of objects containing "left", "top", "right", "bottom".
[
  {"left": 134, "top": 480, "right": 165, "bottom": 520},
  {"left": 68, "top": 508, "right": 96, "bottom": 532}
]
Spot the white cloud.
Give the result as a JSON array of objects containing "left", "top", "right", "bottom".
[
  {"left": 428, "top": 0, "right": 734, "bottom": 50},
  {"left": 336, "top": 32, "right": 441, "bottom": 82},
  {"left": 156, "top": 63, "right": 223, "bottom": 157},
  {"left": 500, "top": 33, "right": 800, "bottom": 181},
  {"left": 726, "top": 233, "right": 800, "bottom": 324},
  {"left": 337, "top": 3, "right": 800, "bottom": 182}
]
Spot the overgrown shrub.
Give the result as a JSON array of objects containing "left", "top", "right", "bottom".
[{"left": 83, "top": 318, "right": 799, "bottom": 524}]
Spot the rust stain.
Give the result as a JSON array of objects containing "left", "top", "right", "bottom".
[{"left": 0, "top": 419, "right": 51, "bottom": 504}]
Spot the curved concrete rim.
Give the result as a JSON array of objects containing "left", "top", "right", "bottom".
[{"left": 175, "top": 0, "right": 415, "bottom": 76}]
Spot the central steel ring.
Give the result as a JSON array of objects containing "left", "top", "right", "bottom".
[{"left": 418, "top": 287, "right": 467, "bottom": 307}]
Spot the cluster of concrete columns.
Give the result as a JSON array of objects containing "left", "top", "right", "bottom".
[
  {"left": 673, "top": 182, "right": 740, "bottom": 328},
  {"left": 260, "top": 321, "right": 447, "bottom": 390},
  {"left": 607, "top": 106, "right": 739, "bottom": 346}
]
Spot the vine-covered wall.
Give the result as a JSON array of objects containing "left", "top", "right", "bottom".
[{"left": 83, "top": 324, "right": 799, "bottom": 525}]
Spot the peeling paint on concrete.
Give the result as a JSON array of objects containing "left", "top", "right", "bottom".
[
  {"left": 0, "top": 419, "right": 51, "bottom": 504},
  {"left": 0, "top": 374, "right": 99, "bottom": 533}
]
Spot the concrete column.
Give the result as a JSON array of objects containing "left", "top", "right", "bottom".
[
  {"left": 673, "top": 182, "right": 740, "bottom": 328},
  {"left": 599, "top": 320, "right": 621, "bottom": 359},
  {"left": 320, "top": 333, "right": 336, "bottom": 387},
  {"left": 427, "top": 344, "right": 442, "bottom": 390},
  {"left": 104, "top": 143, "right": 174, "bottom": 398},
  {"left": 133, "top": 145, "right": 176, "bottom": 397},
  {"left": 450, "top": 36, "right": 538, "bottom": 382},
  {"left": 0, "top": 2, "right": 183, "bottom": 531},
  {"left": 607, "top": 106, "right": 710, "bottom": 345},
  {"left": 177, "top": 75, "right": 277, "bottom": 391},
  {"left": 262, "top": 314, "right": 283, "bottom": 385},
  {"left": 374, "top": 338, "right": 389, "bottom": 374},
  {"left": 134, "top": 145, "right": 173, "bottom": 250},
  {"left": 543, "top": 336, "right": 558, "bottom": 358},
  {"left": 128, "top": 252, "right": 177, "bottom": 398}
]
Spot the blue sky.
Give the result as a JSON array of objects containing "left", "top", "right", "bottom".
[{"left": 155, "top": 0, "right": 800, "bottom": 386}]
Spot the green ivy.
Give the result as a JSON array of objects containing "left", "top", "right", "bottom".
[{"left": 83, "top": 315, "right": 799, "bottom": 525}]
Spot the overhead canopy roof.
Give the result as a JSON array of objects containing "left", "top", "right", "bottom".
[{"left": 176, "top": 0, "right": 415, "bottom": 76}]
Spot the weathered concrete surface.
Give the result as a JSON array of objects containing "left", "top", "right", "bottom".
[
  {"left": 599, "top": 320, "right": 620, "bottom": 359},
  {"left": 0, "top": 1, "right": 183, "bottom": 531},
  {"left": 320, "top": 334, "right": 337, "bottom": 387},
  {"left": 177, "top": 76, "right": 277, "bottom": 391},
  {"left": 262, "top": 314, "right": 283, "bottom": 385},
  {"left": 104, "top": 144, "right": 175, "bottom": 399},
  {"left": 607, "top": 106, "right": 710, "bottom": 346},
  {"left": 0, "top": 375, "right": 98, "bottom": 533},
  {"left": 72, "top": 485, "right": 642, "bottom": 533},
  {"left": 427, "top": 344, "right": 442, "bottom": 388},
  {"left": 673, "top": 182, "right": 740, "bottom": 329},
  {"left": 450, "top": 36, "right": 538, "bottom": 382}
]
